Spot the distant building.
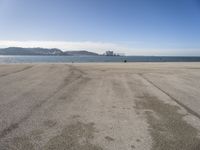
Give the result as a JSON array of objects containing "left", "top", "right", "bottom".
[
  {"left": 105, "top": 51, "right": 114, "bottom": 56},
  {"left": 103, "top": 51, "right": 124, "bottom": 56}
]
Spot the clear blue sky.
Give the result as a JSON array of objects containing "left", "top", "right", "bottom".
[{"left": 0, "top": 0, "right": 200, "bottom": 55}]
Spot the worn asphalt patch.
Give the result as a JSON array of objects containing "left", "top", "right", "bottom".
[
  {"left": 44, "top": 122, "right": 103, "bottom": 150},
  {"left": 136, "top": 93, "right": 200, "bottom": 150}
]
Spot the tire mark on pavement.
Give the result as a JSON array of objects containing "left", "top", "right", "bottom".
[
  {"left": 0, "top": 66, "right": 33, "bottom": 78},
  {"left": 138, "top": 73, "right": 200, "bottom": 120},
  {"left": 0, "top": 65, "right": 87, "bottom": 139}
]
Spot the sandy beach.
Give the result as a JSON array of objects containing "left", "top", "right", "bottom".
[{"left": 0, "top": 63, "right": 200, "bottom": 150}]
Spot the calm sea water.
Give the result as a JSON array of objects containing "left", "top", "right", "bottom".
[{"left": 1, "top": 55, "right": 200, "bottom": 63}]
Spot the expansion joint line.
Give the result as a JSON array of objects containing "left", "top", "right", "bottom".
[{"left": 138, "top": 73, "right": 200, "bottom": 120}]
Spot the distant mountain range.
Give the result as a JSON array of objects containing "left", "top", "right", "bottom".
[{"left": 0, "top": 47, "right": 99, "bottom": 56}]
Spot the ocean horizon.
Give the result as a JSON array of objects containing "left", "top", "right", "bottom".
[{"left": 1, "top": 55, "right": 200, "bottom": 63}]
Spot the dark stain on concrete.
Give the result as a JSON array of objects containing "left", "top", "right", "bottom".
[
  {"left": 43, "top": 120, "right": 57, "bottom": 128},
  {"left": 136, "top": 93, "right": 200, "bottom": 150},
  {"left": 187, "top": 68, "right": 200, "bottom": 70},
  {"left": 0, "top": 123, "right": 19, "bottom": 139},
  {"left": 136, "top": 139, "right": 141, "bottom": 142},
  {"left": 71, "top": 114, "right": 81, "bottom": 119},
  {"left": 131, "top": 145, "right": 135, "bottom": 149},
  {"left": 105, "top": 136, "right": 115, "bottom": 142},
  {"left": 44, "top": 121, "right": 103, "bottom": 150},
  {"left": 30, "top": 129, "right": 43, "bottom": 141},
  {"left": 1, "top": 136, "right": 34, "bottom": 150}
]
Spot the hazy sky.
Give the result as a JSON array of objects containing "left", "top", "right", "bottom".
[{"left": 0, "top": 0, "right": 200, "bottom": 55}]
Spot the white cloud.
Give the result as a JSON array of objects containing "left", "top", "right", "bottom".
[
  {"left": 0, "top": 40, "right": 199, "bottom": 56},
  {"left": 0, "top": 40, "right": 129, "bottom": 54}
]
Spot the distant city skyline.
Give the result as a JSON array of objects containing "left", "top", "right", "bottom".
[{"left": 0, "top": 0, "right": 200, "bottom": 56}]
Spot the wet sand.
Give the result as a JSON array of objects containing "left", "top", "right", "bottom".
[{"left": 0, "top": 63, "right": 200, "bottom": 150}]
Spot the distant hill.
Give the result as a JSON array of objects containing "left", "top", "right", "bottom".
[
  {"left": 0, "top": 47, "right": 99, "bottom": 56},
  {"left": 0, "top": 47, "right": 63, "bottom": 55},
  {"left": 63, "top": 50, "right": 99, "bottom": 56}
]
